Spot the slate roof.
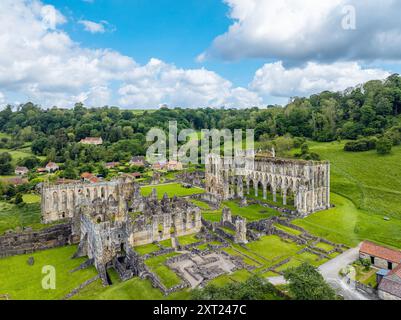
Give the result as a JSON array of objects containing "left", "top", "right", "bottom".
[{"left": 379, "top": 265, "right": 401, "bottom": 298}]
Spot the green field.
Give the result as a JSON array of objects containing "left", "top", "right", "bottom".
[
  {"left": 287, "top": 141, "right": 401, "bottom": 249},
  {"left": 293, "top": 193, "right": 401, "bottom": 248},
  {"left": 0, "top": 202, "right": 43, "bottom": 235},
  {"left": 141, "top": 183, "right": 205, "bottom": 199},
  {"left": 302, "top": 141, "right": 401, "bottom": 218},
  {"left": 0, "top": 246, "right": 98, "bottom": 300},
  {"left": 0, "top": 148, "right": 34, "bottom": 163}
]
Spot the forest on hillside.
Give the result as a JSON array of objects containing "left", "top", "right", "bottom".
[{"left": 1, "top": 74, "right": 401, "bottom": 167}]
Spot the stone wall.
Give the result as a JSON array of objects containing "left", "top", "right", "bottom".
[{"left": 0, "top": 223, "right": 73, "bottom": 258}]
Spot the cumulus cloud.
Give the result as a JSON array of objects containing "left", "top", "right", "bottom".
[
  {"left": 118, "top": 59, "right": 262, "bottom": 108},
  {"left": 251, "top": 61, "right": 391, "bottom": 97},
  {"left": 202, "top": 0, "right": 401, "bottom": 64},
  {"left": 78, "top": 20, "right": 106, "bottom": 33},
  {"left": 0, "top": 0, "right": 262, "bottom": 108}
]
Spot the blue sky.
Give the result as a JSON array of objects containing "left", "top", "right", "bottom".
[
  {"left": 1, "top": 0, "right": 401, "bottom": 108},
  {"left": 47, "top": 0, "right": 265, "bottom": 86}
]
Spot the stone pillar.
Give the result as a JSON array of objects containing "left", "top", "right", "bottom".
[
  {"left": 237, "top": 177, "right": 244, "bottom": 199},
  {"left": 254, "top": 181, "right": 258, "bottom": 197},
  {"left": 263, "top": 184, "right": 267, "bottom": 200},
  {"left": 283, "top": 190, "right": 287, "bottom": 206},
  {"left": 272, "top": 187, "right": 277, "bottom": 202},
  {"left": 235, "top": 218, "right": 248, "bottom": 244},
  {"left": 246, "top": 179, "right": 250, "bottom": 195}
]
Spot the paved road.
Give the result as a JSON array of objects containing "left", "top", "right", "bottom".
[{"left": 267, "top": 244, "right": 371, "bottom": 300}]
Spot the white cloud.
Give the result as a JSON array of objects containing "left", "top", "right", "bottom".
[
  {"left": 251, "top": 61, "right": 391, "bottom": 97},
  {"left": 78, "top": 20, "right": 106, "bottom": 34},
  {"left": 118, "top": 59, "right": 261, "bottom": 108},
  {"left": 202, "top": 0, "right": 401, "bottom": 63},
  {"left": 0, "top": 0, "right": 262, "bottom": 108}
]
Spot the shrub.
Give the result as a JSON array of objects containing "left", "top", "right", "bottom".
[
  {"left": 377, "top": 137, "right": 392, "bottom": 155},
  {"left": 344, "top": 138, "right": 377, "bottom": 152}
]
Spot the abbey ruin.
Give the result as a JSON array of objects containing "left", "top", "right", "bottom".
[
  {"left": 41, "top": 177, "right": 202, "bottom": 284},
  {"left": 205, "top": 152, "right": 330, "bottom": 216}
]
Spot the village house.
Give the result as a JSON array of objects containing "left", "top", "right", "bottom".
[
  {"left": 79, "top": 137, "right": 103, "bottom": 145},
  {"left": 378, "top": 265, "right": 401, "bottom": 300},
  {"left": 152, "top": 160, "right": 167, "bottom": 171},
  {"left": 45, "top": 162, "right": 59, "bottom": 173},
  {"left": 81, "top": 172, "right": 100, "bottom": 184},
  {"left": 359, "top": 241, "right": 401, "bottom": 270},
  {"left": 129, "top": 156, "right": 146, "bottom": 167},
  {"left": 105, "top": 162, "right": 120, "bottom": 169},
  {"left": 128, "top": 172, "right": 142, "bottom": 179},
  {"left": 167, "top": 160, "right": 183, "bottom": 171},
  {"left": 15, "top": 166, "right": 29, "bottom": 176},
  {"left": 359, "top": 241, "right": 401, "bottom": 300}
]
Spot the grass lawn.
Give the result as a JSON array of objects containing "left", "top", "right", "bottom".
[
  {"left": 133, "top": 243, "right": 160, "bottom": 255},
  {"left": 0, "top": 202, "right": 48, "bottom": 235},
  {"left": 144, "top": 253, "right": 182, "bottom": 288},
  {"left": 246, "top": 235, "right": 304, "bottom": 265},
  {"left": 354, "top": 264, "right": 378, "bottom": 288},
  {"left": 209, "top": 269, "right": 252, "bottom": 287},
  {"left": 315, "top": 242, "right": 335, "bottom": 252},
  {"left": 275, "top": 258, "right": 303, "bottom": 272},
  {"left": 189, "top": 199, "right": 211, "bottom": 210},
  {"left": 296, "top": 251, "right": 326, "bottom": 267},
  {"left": 246, "top": 188, "right": 296, "bottom": 210},
  {"left": 223, "top": 200, "right": 280, "bottom": 222},
  {"left": 222, "top": 247, "right": 262, "bottom": 267},
  {"left": 202, "top": 210, "right": 222, "bottom": 222},
  {"left": 159, "top": 239, "right": 172, "bottom": 248},
  {"left": 177, "top": 233, "right": 200, "bottom": 246},
  {"left": 141, "top": 183, "right": 205, "bottom": 199},
  {"left": 274, "top": 224, "right": 303, "bottom": 236},
  {"left": 72, "top": 277, "right": 190, "bottom": 300},
  {"left": 293, "top": 193, "right": 401, "bottom": 249},
  {"left": 299, "top": 141, "right": 401, "bottom": 219},
  {"left": 0, "top": 246, "right": 98, "bottom": 300},
  {"left": 22, "top": 194, "right": 41, "bottom": 204}
]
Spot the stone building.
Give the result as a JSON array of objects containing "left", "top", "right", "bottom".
[
  {"left": 79, "top": 137, "right": 103, "bottom": 145},
  {"left": 41, "top": 177, "right": 201, "bottom": 283},
  {"left": 359, "top": 241, "right": 401, "bottom": 270},
  {"left": 205, "top": 152, "right": 330, "bottom": 216},
  {"left": 378, "top": 265, "right": 401, "bottom": 300}
]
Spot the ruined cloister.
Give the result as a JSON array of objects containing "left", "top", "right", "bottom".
[{"left": 205, "top": 152, "right": 330, "bottom": 216}]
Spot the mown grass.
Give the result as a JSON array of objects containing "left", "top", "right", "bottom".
[
  {"left": 133, "top": 243, "right": 160, "bottom": 255},
  {"left": 177, "top": 233, "right": 200, "bottom": 246},
  {"left": 302, "top": 141, "right": 401, "bottom": 219},
  {"left": 72, "top": 277, "right": 191, "bottom": 300},
  {"left": 0, "top": 246, "right": 98, "bottom": 300},
  {"left": 144, "top": 252, "right": 182, "bottom": 288},
  {"left": 22, "top": 194, "right": 41, "bottom": 204},
  {"left": 293, "top": 193, "right": 401, "bottom": 249},
  {"left": 141, "top": 183, "right": 204, "bottom": 199}
]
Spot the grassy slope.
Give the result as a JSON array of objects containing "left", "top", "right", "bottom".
[
  {"left": 0, "top": 202, "right": 42, "bottom": 234},
  {"left": 307, "top": 141, "right": 401, "bottom": 217},
  {"left": 292, "top": 141, "right": 401, "bottom": 249}
]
